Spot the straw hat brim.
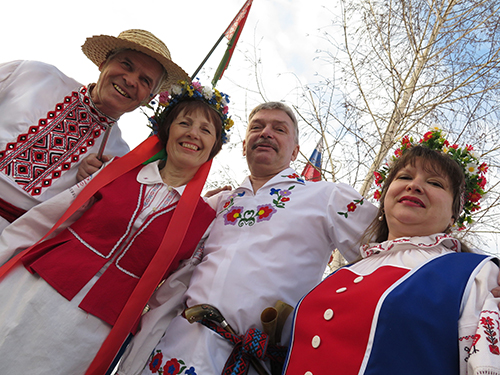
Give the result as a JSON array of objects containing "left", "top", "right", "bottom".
[{"left": 82, "top": 33, "right": 188, "bottom": 93}]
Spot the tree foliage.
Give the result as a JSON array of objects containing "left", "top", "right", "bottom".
[{"left": 293, "top": 0, "right": 500, "bottom": 250}]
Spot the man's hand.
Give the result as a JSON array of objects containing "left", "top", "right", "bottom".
[
  {"left": 76, "top": 153, "right": 111, "bottom": 182},
  {"left": 492, "top": 286, "right": 500, "bottom": 298},
  {"left": 204, "top": 185, "right": 232, "bottom": 198},
  {"left": 492, "top": 271, "right": 500, "bottom": 301}
]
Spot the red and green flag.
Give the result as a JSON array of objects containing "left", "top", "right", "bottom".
[{"left": 211, "top": 0, "right": 253, "bottom": 87}]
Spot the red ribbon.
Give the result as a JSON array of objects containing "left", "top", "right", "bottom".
[
  {"left": 0, "top": 134, "right": 212, "bottom": 374},
  {"left": 0, "top": 197, "right": 27, "bottom": 223}
]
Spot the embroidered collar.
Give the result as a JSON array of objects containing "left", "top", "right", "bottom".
[
  {"left": 85, "top": 84, "right": 119, "bottom": 125},
  {"left": 361, "top": 233, "right": 461, "bottom": 259},
  {"left": 238, "top": 167, "right": 306, "bottom": 193},
  {"left": 137, "top": 160, "right": 186, "bottom": 195}
]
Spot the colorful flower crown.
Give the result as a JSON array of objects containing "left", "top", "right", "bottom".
[
  {"left": 147, "top": 80, "right": 234, "bottom": 144},
  {"left": 373, "top": 128, "right": 488, "bottom": 230}
]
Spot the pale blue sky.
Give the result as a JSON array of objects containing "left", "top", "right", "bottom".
[{"left": 1, "top": 0, "right": 333, "bottom": 185}]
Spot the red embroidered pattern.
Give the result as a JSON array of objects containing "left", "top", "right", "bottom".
[
  {"left": 361, "top": 234, "right": 460, "bottom": 258},
  {"left": 480, "top": 314, "right": 500, "bottom": 355},
  {"left": 0, "top": 87, "right": 114, "bottom": 196}
]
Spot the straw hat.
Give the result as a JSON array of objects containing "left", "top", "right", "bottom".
[{"left": 82, "top": 29, "right": 188, "bottom": 92}]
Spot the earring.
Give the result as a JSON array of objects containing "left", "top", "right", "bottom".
[{"left": 378, "top": 211, "right": 384, "bottom": 221}]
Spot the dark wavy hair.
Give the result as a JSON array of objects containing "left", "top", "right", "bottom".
[
  {"left": 157, "top": 99, "right": 223, "bottom": 161},
  {"left": 362, "top": 145, "right": 466, "bottom": 245}
]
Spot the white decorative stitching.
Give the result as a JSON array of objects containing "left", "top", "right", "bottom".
[{"left": 115, "top": 205, "right": 177, "bottom": 278}]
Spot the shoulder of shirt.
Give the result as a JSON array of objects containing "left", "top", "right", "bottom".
[
  {"left": 206, "top": 188, "right": 234, "bottom": 210},
  {"left": 1, "top": 60, "right": 81, "bottom": 87}
]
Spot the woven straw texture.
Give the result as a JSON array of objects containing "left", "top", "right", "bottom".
[{"left": 82, "top": 29, "right": 188, "bottom": 92}]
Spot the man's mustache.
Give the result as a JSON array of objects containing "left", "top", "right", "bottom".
[{"left": 252, "top": 139, "right": 278, "bottom": 151}]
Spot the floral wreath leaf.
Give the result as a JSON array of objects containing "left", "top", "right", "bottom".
[
  {"left": 372, "top": 128, "right": 487, "bottom": 231},
  {"left": 145, "top": 79, "right": 233, "bottom": 145}
]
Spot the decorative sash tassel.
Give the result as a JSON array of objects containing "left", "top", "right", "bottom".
[{"left": 200, "top": 319, "right": 287, "bottom": 375}]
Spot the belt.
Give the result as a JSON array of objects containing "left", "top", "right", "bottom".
[
  {"left": 0, "top": 197, "right": 27, "bottom": 223},
  {"left": 200, "top": 319, "right": 287, "bottom": 375}
]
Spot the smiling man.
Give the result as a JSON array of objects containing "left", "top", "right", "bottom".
[
  {"left": 0, "top": 29, "right": 187, "bottom": 234},
  {"left": 117, "top": 102, "right": 379, "bottom": 375}
]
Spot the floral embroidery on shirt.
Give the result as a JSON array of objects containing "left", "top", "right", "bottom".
[
  {"left": 218, "top": 191, "right": 246, "bottom": 215},
  {"left": 282, "top": 173, "right": 305, "bottom": 183},
  {"left": 147, "top": 351, "right": 195, "bottom": 375},
  {"left": 480, "top": 315, "right": 500, "bottom": 355},
  {"left": 222, "top": 186, "right": 295, "bottom": 226},
  {"left": 464, "top": 334, "right": 481, "bottom": 361},
  {"left": 337, "top": 197, "right": 365, "bottom": 218},
  {"left": 149, "top": 352, "right": 163, "bottom": 373},
  {"left": 462, "top": 310, "right": 500, "bottom": 363}
]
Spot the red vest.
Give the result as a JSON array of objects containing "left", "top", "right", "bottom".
[{"left": 22, "top": 165, "right": 215, "bottom": 331}]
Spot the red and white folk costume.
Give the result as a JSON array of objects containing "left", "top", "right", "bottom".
[
  {"left": 283, "top": 234, "right": 500, "bottom": 375},
  {"left": 0, "top": 160, "right": 214, "bottom": 374},
  {"left": 0, "top": 60, "right": 129, "bottom": 233},
  {"left": 117, "top": 168, "right": 378, "bottom": 375}
]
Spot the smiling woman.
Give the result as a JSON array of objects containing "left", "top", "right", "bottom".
[
  {"left": 163, "top": 104, "right": 218, "bottom": 184},
  {"left": 0, "top": 80, "right": 233, "bottom": 374},
  {"left": 383, "top": 152, "right": 459, "bottom": 240},
  {"left": 283, "top": 132, "right": 500, "bottom": 375}
]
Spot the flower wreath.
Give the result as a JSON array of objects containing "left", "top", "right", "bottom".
[
  {"left": 146, "top": 79, "right": 234, "bottom": 144},
  {"left": 373, "top": 127, "right": 488, "bottom": 230}
]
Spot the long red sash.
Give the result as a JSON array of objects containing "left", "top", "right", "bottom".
[
  {"left": 0, "top": 135, "right": 212, "bottom": 374},
  {"left": 85, "top": 159, "right": 211, "bottom": 375},
  {"left": 0, "top": 197, "right": 27, "bottom": 223}
]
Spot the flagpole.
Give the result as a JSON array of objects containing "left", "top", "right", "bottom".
[
  {"left": 191, "top": 33, "right": 226, "bottom": 80},
  {"left": 190, "top": 0, "right": 252, "bottom": 82},
  {"left": 211, "top": 29, "right": 239, "bottom": 87}
]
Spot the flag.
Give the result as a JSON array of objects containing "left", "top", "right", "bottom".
[
  {"left": 212, "top": 0, "right": 253, "bottom": 86},
  {"left": 301, "top": 139, "right": 323, "bottom": 181}
]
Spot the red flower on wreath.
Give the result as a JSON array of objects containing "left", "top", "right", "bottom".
[
  {"left": 149, "top": 352, "right": 163, "bottom": 373},
  {"left": 347, "top": 202, "right": 357, "bottom": 212},
  {"left": 479, "top": 176, "right": 487, "bottom": 189},
  {"left": 401, "top": 135, "right": 411, "bottom": 147},
  {"left": 374, "top": 171, "right": 383, "bottom": 186},
  {"left": 423, "top": 131, "right": 433, "bottom": 141},
  {"left": 468, "top": 191, "right": 482, "bottom": 203},
  {"left": 479, "top": 162, "right": 488, "bottom": 175},
  {"left": 374, "top": 190, "right": 381, "bottom": 200}
]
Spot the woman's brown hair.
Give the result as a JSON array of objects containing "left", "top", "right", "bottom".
[
  {"left": 361, "top": 145, "right": 466, "bottom": 245},
  {"left": 157, "top": 99, "right": 224, "bottom": 161}
]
